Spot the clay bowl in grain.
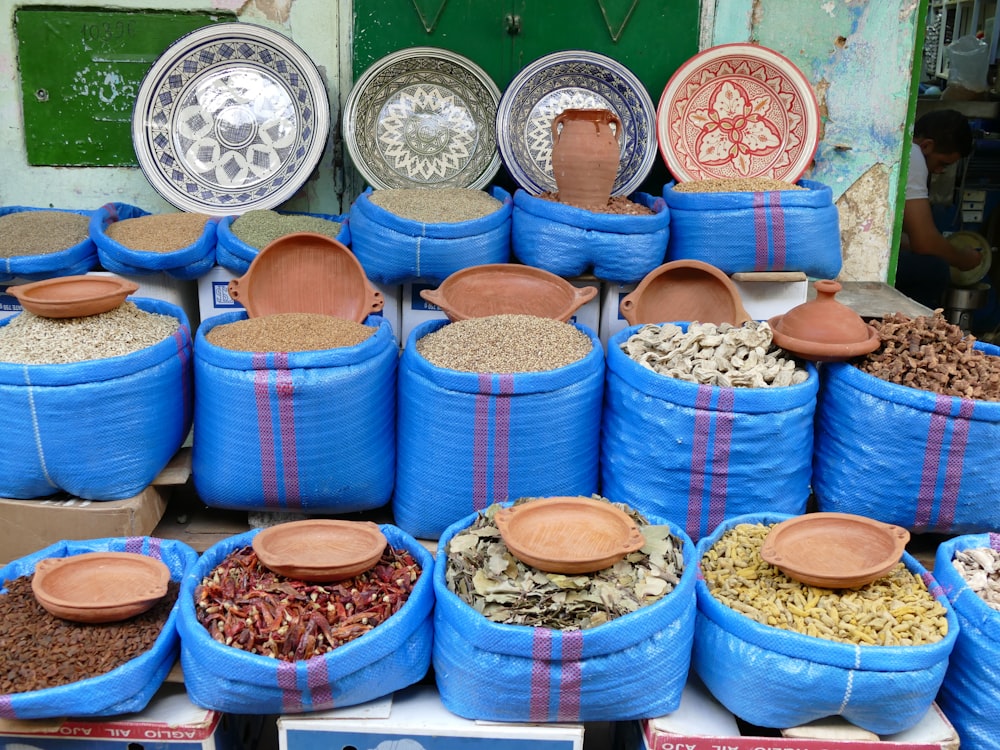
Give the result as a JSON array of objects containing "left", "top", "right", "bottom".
[
  {"left": 620, "top": 259, "right": 751, "bottom": 327},
  {"left": 9, "top": 274, "right": 139, "bottom": 318},
  {"left": 252, "top": 519, "right": 387, "bottom": 582}
]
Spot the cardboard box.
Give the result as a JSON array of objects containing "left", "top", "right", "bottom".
[
  {"left": 619, "top": 674, "right": 959, "bottom": 750},
  {"left": 278, "top": 684, "right": 585, "bottom": 750},
  {"left": 372, "top": 282, "right": 402, "bottom": 345},
  {"left": 599, "top": 282, "right": 637, "bottom": 347},
  {"left": 90, "top": 270, "right": 202, "bottom": 331},
  {"left": 730, "top": 271, "right": 809, "bottom": 321},
  {"left": 197, "top": 265, "right": 240, "bottom": 325},
  {"left": 400, "top": 282, "right": 448, "bottom": 345},
  {"left": 566, "top": 278, "right": 601, "bottom": 336},
  {"left": 0, "top": 683, "right": 251, "bottom": 750}
]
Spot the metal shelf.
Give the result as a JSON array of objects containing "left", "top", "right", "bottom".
[{"left": 926, "top": 0, "right": 998, "bottom": 80}]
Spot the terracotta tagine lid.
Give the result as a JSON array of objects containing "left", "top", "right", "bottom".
[
  {"left": 227, "top": 232, "right": 384, "bottom": 322},
  {"left": 252, "top": 519, "right": 387, "bottom": 582},
  {"left": 767, "top": 279, "right": 879, "bottom": 362},
  {"left": 620, "top": 259, "right": 751, "bottom": 326},
  {"left": 494, "top": 496, "right": 646, "bottom": 574},
  {"left": 420, "top": 263, "right": 598, "bottom": 322},
  {"left": 760, "top": 512, "right": 910, "bottom": 589},
  {"left": 550, "top": 108, "right": 622, "bottom": 209},
  {"left": 8, "top": 275, "right": 139, "bottom": 318},
  {"left": 31, "top": 551, "right": 171, "bottom": 623}
]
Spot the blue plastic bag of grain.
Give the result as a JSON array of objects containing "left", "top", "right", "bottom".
[
  {"left": 0, "top": 297, "right": 193, "bottom": 500},
  {"left": 215, "top": 210, "right": 351, "bottom": 275},
  {"left": 813, "top": 341, "right": 1000, "bottom": 534},
  {"left": 432, "top": 503, "right": 696, "bottom": 722},
  {"left": 0, "top": 535, "right": 198, "bottom": 719},
  {"left": 664, "top": 179, "right": 842, "bottom": 278},
  {"left": 394, "top": 318, "right": 604, "bottom": 539},
  {"left": 693, "top": 512, "right": 959, "bottom": 734},
  {"left": 511, "top": 189, "right": 670, "bottom": 282},
  {"left": 933, "top": 533, "right": 1000, "bottom": 750},
  {"left": 0, "top": 204, "right": 138, "bottom": 282},
  {"left": 348, "top": 185, "right": 512, "bottom": 284},
  {"left": 601, "top": 323, "right": 818, "bottom": 542},
  {"left": 192, "top": 312, "right": 397, "bottom": 513},
  {"left": 91, "top": 205, "right": 218, "bottom": 280},
  {"left": 177, "top": 525, "right": 434, "bottom": 714}
]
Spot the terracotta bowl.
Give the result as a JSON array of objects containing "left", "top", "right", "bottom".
[
  {"left": 8, "top": 275, "right": 139, "bottom": 319},
  {"left": 227, "top": 232, "right": 384, "bottom": 321},
  {"left": 31, "top": 551, "right": 171, "bottom": 623},
  {"left": 494, "top": 496, "right": 646, "bottom": 574},
  {"left": 252, "top": 519, "right": 387, "bottom": 582},
  {"left": 759, "top": 512, "right": 910, "bottom": 589},
  {"left": 768, "top": 279, "right": 879, "bottom": 362},
  {"left": 620, "top": 260, "right": 751, "bottom": 326},
  {"left": 420, "top": 263, "right": 598, "bottom": 322}
]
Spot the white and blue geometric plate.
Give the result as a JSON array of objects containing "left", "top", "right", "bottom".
[
  {"left": 496, "top": 50, "right": 658, "bottom": 197},
  {"left": 132, "top": 23, "right": 330, "bottom": 216},
  {"left": 343, "top": 47, "right": 502, "bottom": 190}
]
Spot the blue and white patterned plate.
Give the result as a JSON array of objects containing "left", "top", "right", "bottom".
[
  {"left": 496, "top": 50, "right": 657, "bottom": 197},
  {"left": 344, "top": 47, "right": 502, "bottom": 190},
  {"left": 132, "top": 23, "right": 330, "bottom": 216}
]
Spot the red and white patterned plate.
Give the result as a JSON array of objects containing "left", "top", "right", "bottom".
[{"left": 656, "top": 44, "right": 820, "bottom": 183}]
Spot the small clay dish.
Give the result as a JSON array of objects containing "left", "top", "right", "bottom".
[
  {"left": 768, "top": 279, "right": 879, "bottom": 362},
  {"left": 494, "top": 496, "right": 646, "bottom": 574},
  {"left": 8, "top": 275, "right": 139, "bottom": 319},
  {"left": 252, "top": 519, "right": 387, "bottom": 582},
  {"left": 227, "top": 232, "right": 384, "bottom": 321},
  {"left": 620, "top": 259, "right": 751, "bottom": 326},
  {"left": 420, "top": 264, "right": 598, "bottom": 322},
  {"left": 760, "top": 512, "right": 910, "bottom": 589},
  {"left": 31, "top": 551, "right": 171, "bottom": 623}
]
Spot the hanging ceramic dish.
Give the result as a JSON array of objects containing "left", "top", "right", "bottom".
[
  {"left": 252, "top": 519, "right": 388, "bottom": 582},
  {"left": 768, "top": 279, "right": 879, "bottom": 362},
  {"left": 657, "top": 43, "right": 820, "bottom": 183},
  {"left": 343, "top": 47, "right": 502, "bottom": 190},
  {"left": 496, "top": 50, "right": 657, "bottom": 197},
  {"left": 760, "top": 512, "right": 910, "bottom": 589},
  {"left": 8, "top": 274, "right": 139, "bottom": 318},
  {"left": 31, "top": 552, "right": 171, "bottom": 623},
  {"left": 419, "top": 263, "right": 598, "bottom": 322},
  {"left": 620, "top": 259, "right": 751, "bottom": 326},
  {"left": 132, "top": 23, "right": 330, "bottom": 215},
  {"left": 227, "top": 232, "right": 384, "bottom": 321},
  {"left": 494, "top": 497, "right": 647, "bottom": 574}
]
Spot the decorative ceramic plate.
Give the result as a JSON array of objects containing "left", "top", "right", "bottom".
[
  {"left": 252, "top": 519, "right": 387, "bottom": 582},
  {"left": 496, "top": 50, "right": 657, "bottom": 197},
  {"left": 343, "top": 47, "right": 501, "bottom": 190},
  {"left": 760, "top": 513, "right": 910, "bottom": 589},
  {"left": 656, "top": 43, "right": 820, "bottom": 183},
  {"left": 132, "top": 23, "right": 330, "bottom": 215}
]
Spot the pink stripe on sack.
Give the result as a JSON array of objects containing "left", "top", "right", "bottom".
[
  {"left": 990, "top": 532, "right": 1000, "bottom": 551},
  {"left": 278, "top": 661, "right": 301, "bottom": 712},
  {"left": 768, "top": 192, "right": 786, "bottom": 268},
  {"left": 254, "top": 353, "right": 279, "bottom": 505},
  {"left": 306, "top": 659, "right": 333, "bottom": 710},
  {"left": 472, "top": 374, "right": 492, "bottom": 510},
  {"left": 915, "top": 396, "right": 952, "bottom": 528},
  {"left": 686, "top": 386, "right": 714, "bottom": 538},
  {"left": 557, "top": 630, "right": 584, "bottom": 721},
  {"left": 492, "top": 374, "right": 514, "bottom": 503},
  {"left": 936, "top": 398, "right": 974, "bottom": 530},
  {"left": 125, "top": 536, "right": 144, "bottom": 554},
  {"left": 530, "top": 629, "right": 553, "bottom": 722},
  {"left": 0, "top": 695, "right": 13, "bottom": 719},
  {"left": 707, "top": 389, "right": 735, "bottom": 531},
  {"left": 753, "top": 192, "right": 769, "bottom": 271},
  {"left": 274, "top": 354, "right": 300, "bottom": 509},
  {"left": 173, "top": 328, "right": 191, "bottom": 411}
]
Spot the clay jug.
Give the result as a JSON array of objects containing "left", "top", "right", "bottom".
[{"left": 550, "top": 108, "right": 622, "bottom": 208}]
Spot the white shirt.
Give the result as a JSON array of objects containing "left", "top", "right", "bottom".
[{"left": 905, "top": 141, "right": 929, "bottom": 201}]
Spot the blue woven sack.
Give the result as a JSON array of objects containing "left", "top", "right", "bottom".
[
  {"left": 664, "top": 179, "right": 842, "bottom": 278},
  {"left": 0, "top": 205, "right": 119, "bottom": 282},
  {"left": 91, "top": 205, "right": 219, "bottom": 280},
  {"left": 0, "top": 536, "right": 198, "bottom": 719},
  {"left": 693, "top": 512, "right": 959, "bottom": 734},
  {"left": 511, "top": 189, "right": 670, "bottom": 283},
  {"left": 601, "top": 324, "right": 818, "bottom": 542},
  {"left": 348, "top": 185, "right": 512, "bottom": 284},
  {"left": 934, "top": 533, "right": 1000, "bottom": 750},
  {"left": 215, "top": 211, "right": 351, "bottom": 275},
  {"left": 177, "top": 525, "right": 434, "bottom": 714},
  {"left": 192, "top": 313, "right": 397, "bottom": 513},
  {"left": 394, "top": 319, "right": 604, "bottom": 539},
  {"left": 0, "top": 297, "right": 193, "bottom": 500},
  {"left": 813, "top": 344, "right": 1000, "bottom": 534},
  {"left": 432, "top": 505, "right": 696, "bottom": 722}
]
